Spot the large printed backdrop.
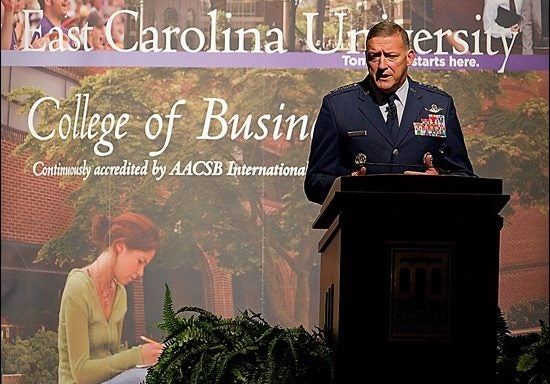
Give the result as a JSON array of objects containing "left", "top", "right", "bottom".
[{"left": 1, "top": 0, "right": 549, "bottom": 381}]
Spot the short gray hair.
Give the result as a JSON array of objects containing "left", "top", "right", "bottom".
[{"left": 366, "top": 20, "right": 410, "bottom": 49}]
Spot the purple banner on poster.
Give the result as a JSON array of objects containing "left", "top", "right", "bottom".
[{"left": 1, "top": 51, "right": 548, "bottom": 72}]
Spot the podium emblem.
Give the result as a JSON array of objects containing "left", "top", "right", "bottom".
[{"left": 389, "top": 247, "right": 451, "bottom": 341}]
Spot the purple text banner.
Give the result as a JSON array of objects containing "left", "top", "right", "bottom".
[{"left": 1, "top": 52, "right": 548, "bottom": 72}]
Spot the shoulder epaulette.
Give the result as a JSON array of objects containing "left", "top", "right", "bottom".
[
  {"left": 416, "top": 82, "right": 449, "bottom": 96},
  {"left": 327, "top": 83, "right": 358, "bottom": 95}
]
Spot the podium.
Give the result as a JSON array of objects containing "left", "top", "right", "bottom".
[{"left": 313, "top": 175, "right": 509, "bottom": 384}]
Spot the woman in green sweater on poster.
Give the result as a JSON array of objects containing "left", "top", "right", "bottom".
[{"left": 58, "top": 211, "right": 163, "bottom": 384}]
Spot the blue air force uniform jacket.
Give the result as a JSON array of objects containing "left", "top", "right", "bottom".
[{"left": 304, "top": 76, "right": 475, "bottom": 204}]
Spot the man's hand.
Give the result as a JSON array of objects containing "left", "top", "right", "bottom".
[
  {"left": 404, "top": 153, "right": 439, "bottom": 175},
  {"left": 351, "top": 167, "right": 367, "bottom": 176}
]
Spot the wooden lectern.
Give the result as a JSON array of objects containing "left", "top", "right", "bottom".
[{"left": 313, "top": 175, "right": 510, "bottom": 384}]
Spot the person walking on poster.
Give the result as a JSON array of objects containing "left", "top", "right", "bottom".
[
  {"left": 58, "top": 211, "right": 164, "bottom": 384},
  {"left": 520, "top": 0, "right": 542, "bottom": 54},
  {"left": 482, "top": 0, "right": 522, "bottom": 46},
  {"left": 304, "top": 20, "right": 475, "bottom": 205}
]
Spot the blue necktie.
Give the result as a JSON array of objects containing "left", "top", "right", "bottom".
[{"left": 386, "top": 94, "right": 399, "bottom": 142}]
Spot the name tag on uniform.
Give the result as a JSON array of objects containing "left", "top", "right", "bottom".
[
  {"left": 346, "top": 130, "right": 368, "bottom": 137},
  {"left": 413, "top": 114, "right": 446, "bottom": 138}
]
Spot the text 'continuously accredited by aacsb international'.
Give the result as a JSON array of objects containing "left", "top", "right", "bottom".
[{"left": 32, "top": 159, "right": 308, "bottom": 181}]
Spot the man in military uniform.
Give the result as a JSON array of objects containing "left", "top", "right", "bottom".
[{"left": 304, "top": 20, "right": 475, "bottom": 205}]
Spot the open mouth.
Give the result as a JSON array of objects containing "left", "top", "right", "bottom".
[{"left": 376, "top": 72, "right": 392, "bottom": 81}]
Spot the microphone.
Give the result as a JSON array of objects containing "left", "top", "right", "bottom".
[{"left": 432, "top": 144, "right": 476, "bottom": 176}]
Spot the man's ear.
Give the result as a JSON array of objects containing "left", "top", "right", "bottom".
[{"left": 406, "top": 49, "right": 415, "bottom": 65}]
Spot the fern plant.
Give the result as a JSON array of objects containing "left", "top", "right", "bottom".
[
  {"left": 496, "top": 306, "right": 549, "bottom": 384},
  {"left": 516, "top": 320, "right": 549, "bottom": 384},
  {"left": 145, "top": 284, "right": 334, "bottom": 384}
]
